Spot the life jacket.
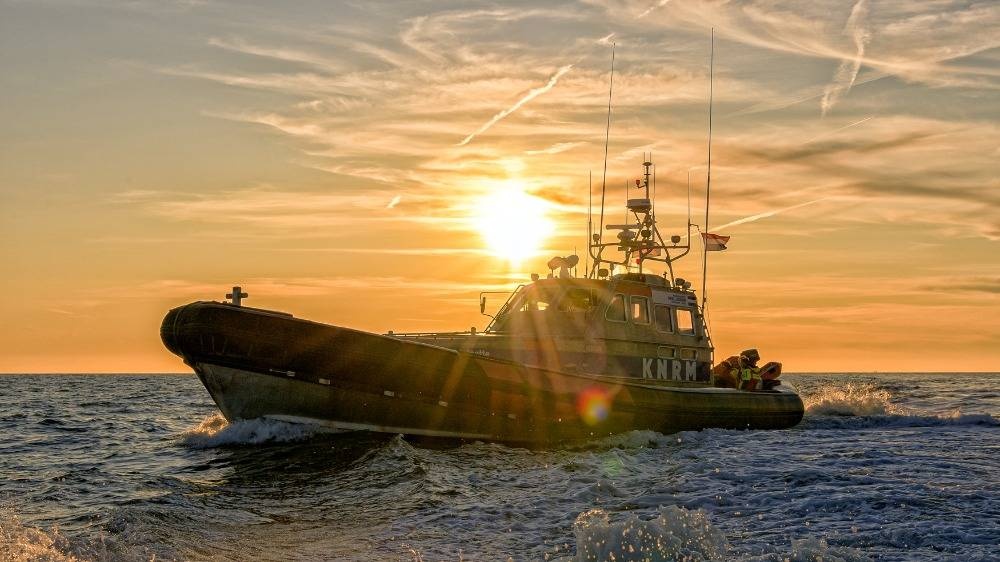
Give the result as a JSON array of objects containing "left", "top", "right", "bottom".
[{"left": 738, "top": 367, "right": 761, "bottom": 389}]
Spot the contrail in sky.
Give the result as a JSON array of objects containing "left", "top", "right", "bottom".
[
  {"left": 638, "top": 0, "right": 671, "bottom": 19},
  {"left": 821, "top": 0, "right": 869, "bottom": 116},
  {"left": 804, "top": 115, "right": 874, "bottom": 144},
  {"left": 457, "top": 65, "right": 573, "bottom": 146},
  {"left": 714, "top": 198, "right": 829, "bottom": 231}
]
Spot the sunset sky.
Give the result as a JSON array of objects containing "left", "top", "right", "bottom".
[{"left": 2, "top": 0, "right": 998, "bottom": 372}]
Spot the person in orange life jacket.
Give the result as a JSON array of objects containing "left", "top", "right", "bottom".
[{"left": 733, "top": 348, "right": 762, "bottom": 390}]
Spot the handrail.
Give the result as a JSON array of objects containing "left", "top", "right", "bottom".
[{"left": 484, "top": 284, "right": 524, "bottom": 333}]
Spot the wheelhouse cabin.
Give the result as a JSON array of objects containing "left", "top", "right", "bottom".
[{"left": 402, "top": 273, "right": 713, "bottom": 385}]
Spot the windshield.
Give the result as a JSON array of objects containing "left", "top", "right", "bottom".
[{"left": 490, "top": 284, "right": 589, "bottom": 331}]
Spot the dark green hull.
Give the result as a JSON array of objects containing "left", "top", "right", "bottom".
[{"left": 161, "top": 301, "right": 804, "bottom": 444}]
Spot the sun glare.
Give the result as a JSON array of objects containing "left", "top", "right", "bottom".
[{"left": 475, "top": 183, "right": 555, "bottom": 264}]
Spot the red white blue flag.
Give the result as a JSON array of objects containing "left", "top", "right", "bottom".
[{"left": 702, "top": 232, "right": 730, "bottom": 251}]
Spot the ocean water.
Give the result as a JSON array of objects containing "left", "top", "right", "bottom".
[{"left": 1, "top": 373, "right": 997, "bottom": 561}]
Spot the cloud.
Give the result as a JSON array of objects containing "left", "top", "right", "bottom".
[
  {"left": 599, "top": 0, "right": 999, "bottom": 91},
  {"left": 928, "top": 278, "right": 1000, "bottom": 295},
  {"left": 207, "top": 37, "right": 343, "bottom": 72},
  {"left": 638, "top": 0, "right": 671, "bottom": 19},
  {"left": 821, "top": 0, "right": 870, "bottom": 115},
  {"left": 457, "top": 65, "right": 574, "bottom": 146}
]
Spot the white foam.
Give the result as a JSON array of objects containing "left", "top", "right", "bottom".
[
  {"left": 570, "top": 507, "right": 873, "bottom": 562},
  {"left": 0, "top": 508, "right": 79, "bottom": 562},
  {"left": 572, "top": 506, "right": 728, "bottom": 561},
  {"left": 786, "top": 537, "right": 871, "bottom": 562},
  {"left": 180, "top": 413, "right": 318, "bottom": 448},
  {"left": 802, "top": 383, "right": 999, "bottom": 429},
  {"left": 804, "top": 383, "right": 903, "bottom": 416}
]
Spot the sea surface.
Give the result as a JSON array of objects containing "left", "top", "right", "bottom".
[{"left": 1, "top": 373, "right": 998, "bottom": 561}]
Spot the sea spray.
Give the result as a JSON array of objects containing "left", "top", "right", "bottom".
[
  {"left": 572, "top": 506, "right": 728, "bottom": 561},
  {"left": 803, "top": 383, "right": 904, "bottom": 416},
  {"left": 0, "top": 508, "right": 78, "bottom": 562},
  {"left": 801, "top": 383, "right": 998, "bottom": 429},
  {"left": 180, "top": 413, "right": 317, "bottom": 448},
  {"left": 570, "top": 507, "right": 872, "bottom": 562}
]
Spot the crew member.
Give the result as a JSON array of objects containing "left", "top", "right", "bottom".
[{"left": 736, "top": 348, "right": 762, "bottom": 391}]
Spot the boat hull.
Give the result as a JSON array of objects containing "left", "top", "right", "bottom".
[{"left": 162, "top": 302, "right": 803, "bottom": 444}]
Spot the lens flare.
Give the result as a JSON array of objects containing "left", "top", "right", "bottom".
[{"left": 577, "top": 386, "right": 611, "bottom": 426}]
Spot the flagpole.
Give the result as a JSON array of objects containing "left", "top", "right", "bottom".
[{"left": 700, "top": 29, "right": 714, "bottom": 312}]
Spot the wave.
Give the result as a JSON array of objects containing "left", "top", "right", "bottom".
[
  {"left": 803, "top": 410, "right": 999, "bottom": 430},
  {"left": 802, "top": 383, "right": 998, "bottom": 429},
  {"left": 180, "top": 414, "right": 318, "bottom": 448}
]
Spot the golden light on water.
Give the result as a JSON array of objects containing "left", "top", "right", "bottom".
[{"left": 474, "top": 181, "right": 555, "bottom": 265}]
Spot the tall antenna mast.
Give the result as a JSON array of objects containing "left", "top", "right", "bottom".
[
  {"left": 596, "top": 44, "right": 615, "bottom": 275},
  {"left": 700, "top": 29, "right": 715, "bottom": 311},
  {"left": 587, "top": 170, "right": 592, "bottom": 277},
  {"left": 687, "top": 171, "right": 691, "bottom": 235}
]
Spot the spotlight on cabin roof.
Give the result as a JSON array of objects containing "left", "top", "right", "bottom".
[{"left": 675, "top": 277, "right": 687, "bottom": 288}]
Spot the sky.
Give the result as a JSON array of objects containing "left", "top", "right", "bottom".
[{"left": 1, "top": 0, "right": 998, "bottom": 373}]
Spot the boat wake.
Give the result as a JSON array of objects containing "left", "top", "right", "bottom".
[
  {"left": 801, "top": 383, "right": 998, "bottom": 429},
  {"left": 180, "top": 413, "right": 319, "bottom": 448}
]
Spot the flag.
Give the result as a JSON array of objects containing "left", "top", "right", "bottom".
[{"left": 702, "top": 232, "right": 730, "bottom": 251}]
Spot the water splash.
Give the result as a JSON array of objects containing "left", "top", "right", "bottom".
[
  {"left": 802, "top": 383, "right": 998, "bottom": 428},
  {"left": 573, "top": 506, "right": 728, "bottom": 561},
  {"left": 0, "top": 508, "right": 78, "bottom": 562},
  {"left": 803, "top": 383, "right": 904, "bottom": 416},
  {"left": 571, "top": 507, "right": 872, "bottom": 562},
  {"left": 180, "top": 413, "right": 318, "bottom": 448}
]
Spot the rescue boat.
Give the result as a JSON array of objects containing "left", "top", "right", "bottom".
[{"left": 161, "top": 157, "right": 804, "bottom": 445}]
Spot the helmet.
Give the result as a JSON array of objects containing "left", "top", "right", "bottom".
[{"left": 740, "top": 348, "right": 760, "bottom": 362}]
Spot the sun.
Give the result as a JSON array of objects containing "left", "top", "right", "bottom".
[{"left": 474, "top": 183, "right": 555, "bottom": 264}]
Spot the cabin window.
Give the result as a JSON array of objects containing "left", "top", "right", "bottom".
[
  {"left": 560, "top": 288, "right": 595, "bottom": 312},
  {"left": 517, "top": 288, "right": 551, "bottom": 312},
  {"left": 676, "top": 308, "right": 696, "bottom": 335},
  {"left": 654, "top": 305, "right": 673, "bottom": 332},
  {"left": 630, "top": 296, "right": 650, "bottom": 324},
  {"left": 657, "top": 346, "right": 675, "bottom": 359},
  {"left": 606, "top": 294, "right": 626, "bottom": 322}
]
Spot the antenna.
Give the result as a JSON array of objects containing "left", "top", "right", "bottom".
[
  {"left": 596, "top": 43, "right": 615, "bottom": 275},
  {"left": 587, "top": 170, "right": 592, "bottom": 277},
  {"left": 700, "top": 29, "right": 714, "bottom": 311},
  {"left": 687, "top": 171, "right": 692, "bottom": 243}
]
